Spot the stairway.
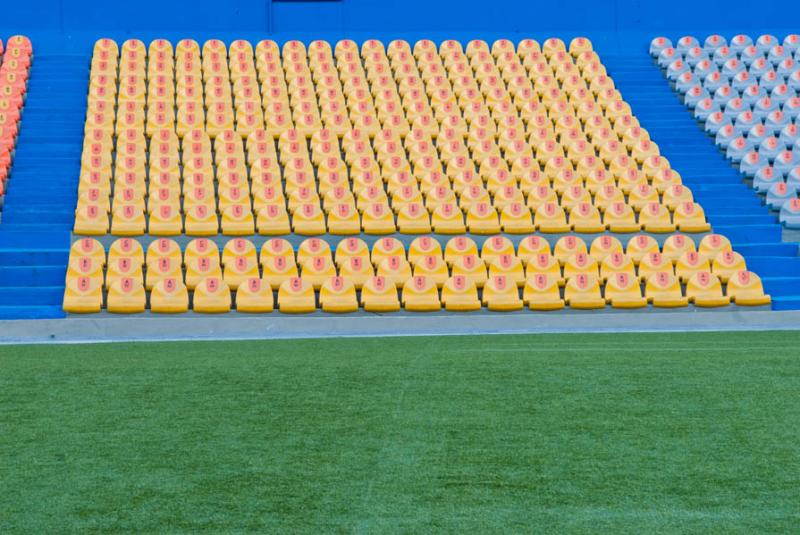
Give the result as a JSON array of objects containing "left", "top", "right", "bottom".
[
  {"left": 605, "top": 54, "right": 800, "bottom": 311},
  {"left": 0, "top": 54, "right": 87, "bottom": 319}
]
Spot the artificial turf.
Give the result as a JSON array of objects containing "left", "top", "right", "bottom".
[{"left": 1, "top": 331, "right": 799, "bottom": 533}]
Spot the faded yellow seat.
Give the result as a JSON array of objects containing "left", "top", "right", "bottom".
[
  {"left": 645, "top": 271, "right": 688, "bottom": 307},
  {"left": 401, "top": 275, "right": 441, "bottom": 311},
  {"left": 278, "top": 277, "right": 317, "bottom": 313},
  {"left": 319, "top": 276, "right": 359, "bottom": 313},
  {"left": 441, "top": 276, "right": 481, "bottom": 311},
  {"left": 726, "top": 271, "right": 771, "bottom": 306},
  {"left": 686, "top": 271, "right": 730, "bottom": 307},
  {"left": 523, "top": 274, "right": 565, "bottom": 310},
  {"left": 235, "top": 278, "right": 275, "bottom": 313},
  {"left": 106, "top": 277, "right": 146, "bottom": 313},
  {"left": 361, "top": 276, "right": 401, "bottom": 312},
  {"left": 482, "top": 275, "right": 523, "bottom": 311},
  {"left": 150, "top": 277, "right": 189, "bottom": 313}
]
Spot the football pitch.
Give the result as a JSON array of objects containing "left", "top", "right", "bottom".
[{"left": 1, "top": 331, "right": 798, "bottom": 532}]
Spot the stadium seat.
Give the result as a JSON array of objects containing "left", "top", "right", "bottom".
[
  {"left": 193, "top": 277, "right": 232, "bottom": 313},
  {"left": 63, "top": 275, "right": 103, "bottom": 314},
  {"left": 605, "top": 272, "right": 647, "bottom": 308},
  {"left": 278, "top": 277, "right": 316, "bottom": 313},
  {"left": 150, "top": 278, "right": 190, "bottom": 313},
  {"left": 698, "top": 234, "right": 732, "bottom": 260},
  {"left": 661, "top": 234, "right": 696, "bottom": 263},
  {"left": 106, "top": 277, "right": 146, "bottom": 313},
  {"left": 523, "top": 274, "right": 565, "bottom": 310},
  {"left": 401, "top": 275, "right": 441, "bottom": 311},
  {"left": 686, "top": 271, "right": 730, "bottom": 307},
  {"left": 645, "top": 271, "right": 688, "bottom": 307},
  {"left": 413, "top": 254, "right": 449, "bottom": 288},
  {"left": 726, "top": 270, "right": 771, "bottom": 306},
  {"left": 441, "top": 276, "right": 481, "bottom": 311},
  {"left": 482, "top": 275, "right": 523, "bottom": 311},
  {"left": 361, "top": 276, "right": 401, "bottom": 312},
  {"left": 564, "top": 274, "right": 605, "bottom": 309},
  {"left": 319, "top": 276, "right": 359, "bottom": 313},
  {"left": 235, "top": 278, "right": 275, "bottom": 313},
  {"left": 711, "top": 251, "right": 747, "bottom": 282}
]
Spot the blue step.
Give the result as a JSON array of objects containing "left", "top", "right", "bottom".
[
  {"left": 0, "top": 54, "right": 84, "bottom": 319},
  {"left": 0, "top": 266, "right": 65, "bottom": 286},
  {"left": 0, "top": 305, "right": 66, "bottom": 320}
]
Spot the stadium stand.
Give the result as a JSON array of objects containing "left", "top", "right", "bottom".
[
  {"left": 63, "top": 36, "right": 773, "bottom": 314},
  {"left": 0, "top": 36, "right": 33, "bottom": 198},
  {"left": 650, "top": 34, "right": 800, "bottom": 309}
]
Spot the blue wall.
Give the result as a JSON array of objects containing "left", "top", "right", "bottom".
[{"left": 1, "top": 0, "right": 796, "bottom": 55}]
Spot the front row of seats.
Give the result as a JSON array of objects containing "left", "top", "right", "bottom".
[{"left": 63, "top": 269, "right": 770, "bottom": 314}]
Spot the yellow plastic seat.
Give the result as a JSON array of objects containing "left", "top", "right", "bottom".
[
  {"left": 192, "top": 277, "right": 232, "bottom": 313},
  {"left": 110, "top": 203, "right": 146, "bottom": 236},
  {"left": 698, "top": 234, "right": 733, "bottom": 261},
  {"left": 105, "top": 248, "right": 144, "bottom": 289},
  {"left": 476, "top": 235, "right": 512, "bottom": 266},
  {"left": 645, "top": 271, "right": 688, "bottom": 307},
  {"left": 466, "top": 202, "right": 501, "bottom": 234},
  {"left": 444, "top": 236, "right": 479, "bottom": 266},
  {"left": 498, "top": 202, "right": 534, "bottom": 233},
  {"left": 377, "top": 256, "right": 413, "bottom": 288},
  {"left": 278, "top": 277, "right": 317, "bottom": 313},
  {"left": 638, "top": 251, "right": 674, "bottom": 281},
  {"left": 292, "top": 203, "right": 327, "bottom": 235},
  {"left": 150, "top": 277, "right": 189, "bottom": 313},
  {"left": 296, "top": 238, "right": 332, "bottom": 267},
  {"left": 184, "top": 205, "right": 219, "bottom": 236},
  {"left": 553, "top": 236, "right": 588, "bottom": 265},
  {"left": 256, "top": 204, "right": 291, "bottom": 235},
  {"left": 563, "top": 252, "right": 599, "bottom": 281},
  {"left": 441, "top": 276, "right": 481, "bottom": 311},
  {"left": 686, "top": 271, "right": 730, "bottom": 307},
  {"left": 361, "top": 276, "right": 401, "bottom": 312},
  {"left": 711, "top": 251, "right": 747, "bottom": 283},
  {"left": 371, "top": 237, "right": 405, "bottom": 267},
  {"left": 523, "top": 274, "right": 565, "bottom": 310},
  {"left": 318, "top": 276, "right": 359, "bottom": 313},
  {"left": 74, "top": 204, "right": 109, "bottom": 235},
  {"left": 70, "top": 237, "right": 106, "bottom": 265},
  {"left": 564, "top": 274, "right": 605, "bottom": 309},
  {"left": 358, "top": 202, "right": 394, "bottom": 234},
  {"left": 675, "top": 251, "right": 711, "bottom": 282},
  {"left": 625, "top": 234, "right": 659, "bottom": 265},
  {"left": 412, "top": 255, "right": 449, "bottom": 288},
  {"left": 535, "top": 202, "right": 570, "bottom": 233},
  {"left": 662, "top": 234, "right": 697, "bottom": 263},
  {"left": 301, "top": 255, "right": 337, "bottom": 289},
  {"left": 587, "top": 236, "right": 623, "bottom": 263},
  {"left": 599, "top": 252, "right": 636, "bottom": 281},
  {"left": 397, "top": 202, "right": 431, "bottom": 233},
  {"left": 726, "top": 271, "right": 771, "bottom": 306},
  {"left": 63, "top": 275, "right": 103, "bottom": 313},
  {"left": 638, "top": 202, "right": 675, "bottom": 233},
  {"left": 451, "top": 254, "right": 488, "bottom": 288},
  {"left": 261, "top": 255, "right": 299, "bottom": 290},
  {"left": 673, "top": 202, "right": 711, "bottom": 232},
  {"left": 401, "top": 275, "right": 441, "bottom": 311},
  {"left": 431, "top": 203, "right": 466, "bottom": 234},
  {"left": 605, "top": 272, "right": 647, "bottom": 308},
  {"left": 482, "top": 275, "right": 523, "bottom": 311},
  {"left": 185, "top": 255, "right": 222, "bottom": 291},
  {"left": 514, "top": 235, "right": 549, "bottom": 264},
  {"left": 323, "top": 203, "right": 358, "bottom": 235},
  {"left": 599, "top": 202, "right": 639, "bottom": 233},
  {"left": 568, "top": 202, "right": 604, "bottom": 233},
  {"left": 106, "top": 277, "right": 146, "bottom": 313},
  {"left": 235, "top": 278, "right": 275, "bottom": 313}
]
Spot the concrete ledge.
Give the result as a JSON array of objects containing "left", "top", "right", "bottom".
[{"left": 0, "top": 309, "right": 798, "bottom": 344}]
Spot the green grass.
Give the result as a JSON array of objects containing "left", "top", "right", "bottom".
[{"left": 1, "top": 332, "right": 799, "bottom": 533}]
